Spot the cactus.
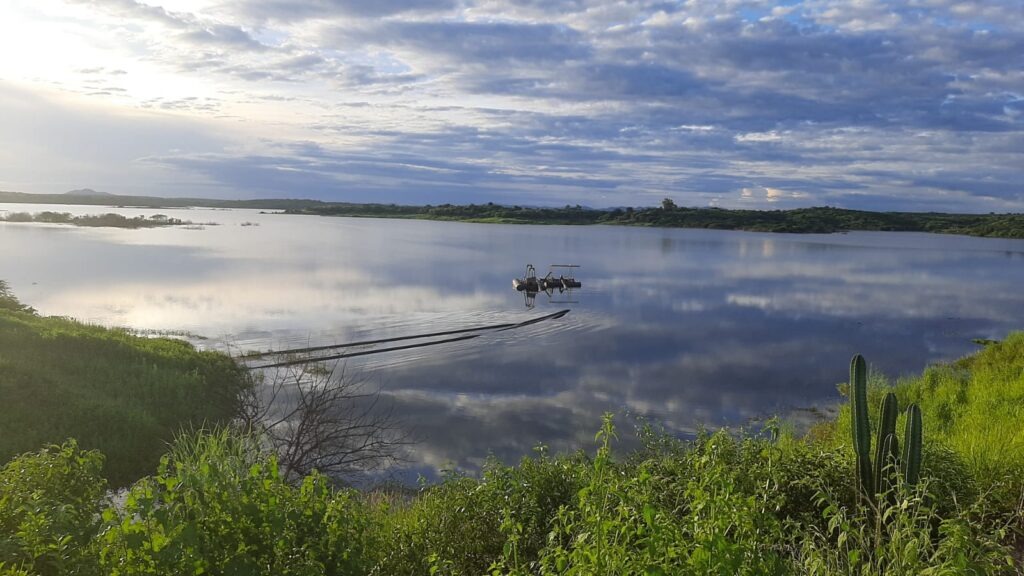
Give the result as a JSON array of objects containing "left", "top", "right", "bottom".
[
  {"left": 878, "top": 432, "right": 900, "bottom": 500},
  {"left": 850, "top": 354, "right": 874, "bottom": 498},
  {"left": 848, "top": 355, "right": 924, "bottom": 505},
  {"left": 901, "top": 404, "right": 923, "bottom": 486},
  {"left": 873, "top": 393, "right": 899, "bottom": 495}
]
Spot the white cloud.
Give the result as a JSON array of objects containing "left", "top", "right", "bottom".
[{"left": 739, "top": 186, "right": 808, "bottom": 205}]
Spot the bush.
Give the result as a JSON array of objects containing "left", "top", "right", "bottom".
[
  {"left": 0, "top": 441, "right": 106, "bottom": 576},
  {"left": 98, "top": 429, "right": 376, "bottom": 576},
  {"left": 798, "top": 480, "right": 1015, "bottom": 575},
  {"left": 536, "top": 417, "right": 788, "bottom": 575},
  {"left": 375, "top": 450, "right": 586, "bottom": 575}
]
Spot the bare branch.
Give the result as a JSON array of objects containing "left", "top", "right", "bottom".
[{"left": 237, "top": 360, "right": 412, "bottom": 483}]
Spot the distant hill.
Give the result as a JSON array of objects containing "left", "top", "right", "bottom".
[{"left": 65, "top": 188, "right": 112, "bottom": 197}]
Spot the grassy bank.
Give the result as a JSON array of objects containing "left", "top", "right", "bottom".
[
  {"left": 0, "top": 283, "right": 247, "bottom": 486},
  {"left": 819, "top": 335, "right": 1024, "bottom": 513},
  {"left": 2, "top": 322, "right": 1022, "bottom": 574}
]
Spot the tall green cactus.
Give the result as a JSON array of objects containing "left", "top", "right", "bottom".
[
  {"left": 901, "top": 404, "right": 923, "bottom": 486},
  {"left": 877, "top": 432, "right": 900, "bottom": 501},
  {"left": 850, "top": 354, "right": 874, "bottom": 498},
  {"left": 848, "top": 355, "right": 924, "bottom": 505},
  {"left": 874, "top": 393, "right": 899, "bottom": 495}
]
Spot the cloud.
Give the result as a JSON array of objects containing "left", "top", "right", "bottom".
[
  {"left": 65, "top": 0, "right": 268, "bottom": 51},
  {"left": 178, "top": 23, "right": 267, "bottom": 51},
  {"left": 0, "top": 81, "right": 233, "bottom": 196},
  {"left": 329, "top": 20, "right": 592, "bottom": 75},
  {"left": 0, "top": 0, "right": 1020, "bottom": 210},
  {"left": 240, "top": 0, "right": 457, "bottom": 20},
  {"left": 141, "top": 137, "right": 626, "bottom": 203},
  {"left": 740, "top": 186, "right": 808, "bottom": 204},
  {"left": 67, "top": 0, "right": 185, "bottom": 28},
  {"left": 77, "top": 67, "right": 128, "bottom": 75}
]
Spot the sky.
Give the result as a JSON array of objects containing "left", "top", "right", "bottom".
[{"left": 0, "top": 0, "right": 1021, "bottom": 211}]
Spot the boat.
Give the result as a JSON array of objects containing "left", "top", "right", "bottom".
[{"left": 513, "top": 264, "right": 581, "bottom": 308}]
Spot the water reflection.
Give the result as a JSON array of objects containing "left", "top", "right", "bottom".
[{"left": 3, "top": 204, "right": 1024, "bottom": 480}]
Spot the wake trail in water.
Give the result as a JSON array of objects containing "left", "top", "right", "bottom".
[{"left": 242, "top": 309, "right": 570, "bottom": 370}]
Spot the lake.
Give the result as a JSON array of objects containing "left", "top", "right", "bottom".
[{"left": 3, "top": 202, "right": 1024, "bottom": 480}]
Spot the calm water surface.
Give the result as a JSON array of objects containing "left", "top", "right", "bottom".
[{"left": 3, "top": 203, "right": 1024, "bottom": 478}]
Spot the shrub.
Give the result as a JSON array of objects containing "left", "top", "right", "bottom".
[
  {"left": 99, "top": 429, "right": 376, "bottom": 576},
  {"left": 375, "top": 450, "right": 586, "bottom": 575},
  {"left": 797, "top": 480, "right": 1015, "bottom": 575},
  {"left": 0, "top": 441, "right": 106, "bottom": 576},
  {"left": 536, "top": 417, "right": 789, "bottom": 575}
]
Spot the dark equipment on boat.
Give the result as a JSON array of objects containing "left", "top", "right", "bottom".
[{"left": 513, "top": 264, "right": 581, "bottom": 308}]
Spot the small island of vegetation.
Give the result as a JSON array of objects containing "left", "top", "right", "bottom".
[
  {"left": 0, "top": 211, "right": 193, "bottom": 229},
  {"left": 1, "top": 281, "right": 1023, "bottom": 574}
]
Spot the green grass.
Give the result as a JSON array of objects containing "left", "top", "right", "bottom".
[
  {"left": 819, "top": 333, "right": 1024, "bottom": 512},
  {"left": 0, "top": 305, "right": 247, "bottom": 487}
]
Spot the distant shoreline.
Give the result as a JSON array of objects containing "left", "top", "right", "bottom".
[{"left": 2, "top": 190, "right": 1023, "bottom": 239}]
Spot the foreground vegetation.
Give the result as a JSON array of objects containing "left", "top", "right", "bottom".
[
  {"left": 0, "top": 283, "right": 247, "bottom": 486},
  {"left": 3, "top": 190, "right": 1024, "bottom": 238},
  {"left": 2, "top": 281, "right": 1022, "bottom": 573},
  {"left": 0, "top": 211, "right": 192, "bottom": 229},
  {"left": 3, "top": 341, "right": 1023, "bottom": 573}
]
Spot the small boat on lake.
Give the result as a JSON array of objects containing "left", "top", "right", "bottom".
[{"left": 513, "top": 264, "right": 582, "bottom": 292}]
